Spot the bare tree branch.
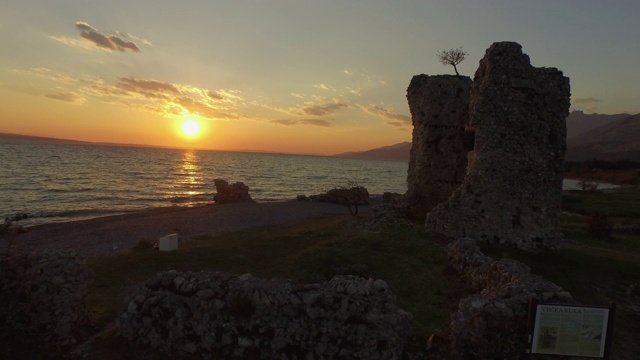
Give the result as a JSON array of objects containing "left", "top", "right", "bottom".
[{"left": 436, "top": 47, "right": 468, "bottom": 76}]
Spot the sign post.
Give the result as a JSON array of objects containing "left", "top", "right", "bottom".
[{"left": 527, "top": 299, "right": 615, "bottom": 359}]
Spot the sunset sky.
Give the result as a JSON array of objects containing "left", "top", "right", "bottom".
[{"left": 1, "top": 1, "right": 639, "bottom": 155}]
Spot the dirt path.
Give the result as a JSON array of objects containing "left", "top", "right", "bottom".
[{"left": 2, "top": 201, "right": 364, "bottom": 258}]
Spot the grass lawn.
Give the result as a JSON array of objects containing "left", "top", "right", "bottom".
[{"left": 86, "top": 215, "right": 466, "bottom": 355}]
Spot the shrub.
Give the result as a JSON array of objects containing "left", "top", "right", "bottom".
[{"left": 586, "top": 212, "right": 613, "bottom": 241}]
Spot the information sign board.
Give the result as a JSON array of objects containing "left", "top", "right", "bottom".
[{"left": 528, "top": 301, "right": 615, "bottom": 358}]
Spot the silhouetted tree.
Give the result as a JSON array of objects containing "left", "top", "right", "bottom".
[{"left": 437, "top": 47, "right": 468, "bottom": 76}]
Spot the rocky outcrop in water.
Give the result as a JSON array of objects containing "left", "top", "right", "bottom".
[
  {"left": 119, "top": 271, "right": 412, "bottom": 359},
  {"left": 213, "top": 179, "right": 253, "bottom": 204}
]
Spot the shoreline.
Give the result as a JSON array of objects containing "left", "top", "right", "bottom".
[{"left": 1, "top": 201, "right": 367, "bottom": 258}]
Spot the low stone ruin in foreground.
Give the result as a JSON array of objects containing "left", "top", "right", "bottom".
[
  {"left": 447, "top": 238, "right": 576, "bottom": 359},
  {"left": 119, "top": 271, "right": 412, "bottom": 359},
  {"left": 0, "top": 251, "right": 92, "bottom": 346}
]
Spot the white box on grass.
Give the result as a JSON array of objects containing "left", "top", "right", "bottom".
[{"left": 159, "top": 233, "right": 178, "bottom": 252}]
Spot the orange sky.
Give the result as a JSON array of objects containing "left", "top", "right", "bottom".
[{"left": 1, "top": 1, "right": 639, "bottom": 155}]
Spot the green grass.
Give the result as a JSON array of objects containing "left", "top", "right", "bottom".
[
  {"left": 562, "top": 186, "right": 640, "bottom": 218},
  {"left": 87, "top": 215, "right": 462, "bottom": 335},
  {"left": 12, "top": 186, "right": 638, "bottom": 359}
]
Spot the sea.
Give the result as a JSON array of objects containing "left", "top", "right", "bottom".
[
  {"left": 0, "top": 140, "right": 408, "bottom": 226},
  {"left": 0, "top": 140, "right": 613, "bottom": 227}
]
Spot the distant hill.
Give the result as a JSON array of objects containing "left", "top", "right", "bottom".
[
  {"left": 566, "top": 111, "right": 631, "bottom": 139},
  {"left": 566, "top": 113, "right": 640, "bottom": 161},
  {"left": 332, "top": 142, "right": 411, "bottom": 162},
  {"left": 333, "top": 111, "right": 639, "bottom": 162},
  {"left": 0, "top": 133, "right": 86, "bottom": 144},
  {"left": 0, "top": 133, "right": 163, "bottom": 150}
]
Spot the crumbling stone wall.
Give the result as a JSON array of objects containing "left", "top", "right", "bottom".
[
  {"left": 119, "top": 271, "right": 412, "bottom": 359},
  {"left": 424, "top": 42, "right": 570, "bottom": 251},
  {"left": 405, "top": 75, "right": 472, "bottom": 220},
  {"left": 0, "top": 251, "right": 92, "bottom": 346},
  {"left": 447, "top": 238, "right": 576, "bottom": 359}
]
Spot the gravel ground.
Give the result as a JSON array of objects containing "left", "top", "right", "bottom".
[{"left": 2, "top": 201, "right": 368, "bottom": 258}]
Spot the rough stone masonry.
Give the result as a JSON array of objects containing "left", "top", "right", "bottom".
[
  {"left": 418, "top": 42, "right": 570, "bottom": 251},
  {"left": 405, "top": 75, "right": 473, "bottom": 219}
]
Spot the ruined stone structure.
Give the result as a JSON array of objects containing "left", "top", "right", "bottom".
[
  {"left": 0, "top": 251, "right": 92, "bottom": 346},
  {"left": 405, "top": 75, "right": 472, "bottom": 219},
  {"left": 447, "top": 238, "right": 576, "bottom": 359},
  {"left": 412, "top": 42, "right": 570, "bottom": 251},
  {"left": 120, "top": 271, "right": 412, "bottom": 359}
]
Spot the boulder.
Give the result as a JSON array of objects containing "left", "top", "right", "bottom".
[{"left": 213, "top": 179, "right": 253, "bottom": 204}]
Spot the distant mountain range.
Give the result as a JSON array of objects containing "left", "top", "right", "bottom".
[
  {"left": 331, "top": 111, "right": 640, "bottom": 162},
  {"left": 0, "top": 133, "right": 167, "bottom": 149},
  {"left": 566, "top": 113, "right": 640, "bottom": 161},
  {"left": 332, "top": 142, "right": 411, "bottom": 162},
  {"left": 565, "top": 111, "right": 631, "bottom": 139},
  {"left": 0, "top": 133, "right": 87, "bottom": 144}
]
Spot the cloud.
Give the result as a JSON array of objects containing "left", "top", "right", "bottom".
[
  {"left": 291, "top": 99, "right": 350, "bottom": 117},
  {"left": 313, "top": 83, "right": 332, "bottom": 91},
  {"left": 207, "top": 90, "right": 224, "bottom": 100},
  {"left": 102, "top": 77, "right": 242, "bottom": 120},
  {"left": 571, "top": 97, "right": 600, "bottom": 114},
  {"left": 173, "top": 96, "right": 240, "bottom": 120},
  {"left": 347, "top": 87, "right": 362, "bottom": 96},
  {"left": 44, "top": 92, "right": 84, "bottom": 104},
  {"left": 116, "top": 77, "right": 180, "bottom": 96},
  {"left": 571, "top": 97, "right": 600, "bottom": 104},
  {"left": 75, "top": 21, "right": 140, "bottom": 52},
  {"left": 343, "top": 70, "right": 353, "bottom": 76},
  {"left": 119, "top": 32, "right": 152, "bottom": 46},
  {"left": 21, "top": 67, "right": 77, "bottom": 84},
  {"left": 272, "top": 118, "right": 332, "bottom": 127},
  {"left": 49, "top": 35, "right": 94, "bottom": 49},
  {"left": 359, "top": 104, "right": 411, "bottom": 128},
  {"left": 290, "top": 92, "right": 305, "bottom": 99}
]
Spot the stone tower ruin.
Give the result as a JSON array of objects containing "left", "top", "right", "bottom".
[
  {"left": 408, "top": 42, "right": 570, "bottom": 252},
  {"left": 405, "top": 75, "right": 472, "bottom": 219}
]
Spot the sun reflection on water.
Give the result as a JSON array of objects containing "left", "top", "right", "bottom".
[{"left": 167, "top": 150, "right": 210, "bottom": 205}]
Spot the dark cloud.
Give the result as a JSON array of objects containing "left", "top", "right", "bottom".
[
  {"left": 175, "top": 96, "right": 239, "bottom": 120},
  {"left": 207, "top": 90, "right": 224, "bottom": 100},
  {"left": 571, "top": 97, "right": 600, "bottom": 104},
  {"left": 108, "top": 35, "right": 139, "bottom": 52},
  {"left": 44, "top": 92, "right": 83, "bottom": 104},
  {"left": 75, "top": 21, "right": 95, "bottom": 32},
  {"left": 360, "top": 104, "right": 410, "bottom": 127},
  {"left": 75, "top": 21, "right": 140, "bottom": 52},
  {"left": 116, "top": 77, "right": 179, "bottom": 99},
  {"left": 272, "top": 118, "right": 332, "bottom": 127},
  {"left": 297, "top": 100, "right": 349, "bottom": 116}
]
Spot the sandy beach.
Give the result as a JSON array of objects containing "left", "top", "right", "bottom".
[{"left": 2, "top": 201, "right": 366, "bottom": 258}]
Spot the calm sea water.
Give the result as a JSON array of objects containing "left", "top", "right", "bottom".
[
  {"left": 0, "top": 140, "right": 408, "bottom": 225},
  {"left": 0, "top": 140, "right": 614, "bottom": 226}
]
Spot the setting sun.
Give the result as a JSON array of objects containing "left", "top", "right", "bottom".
[{"left": 181, "top": 120, "right": 201, "bottom": 137}]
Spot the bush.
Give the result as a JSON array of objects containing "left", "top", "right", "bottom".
[{"left": 586, "top": 212, "right": 613, "bottom": 241}]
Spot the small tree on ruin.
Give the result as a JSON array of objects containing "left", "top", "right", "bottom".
[{"left": 437, "top": 47, "right": 468, "bottom": 76}]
